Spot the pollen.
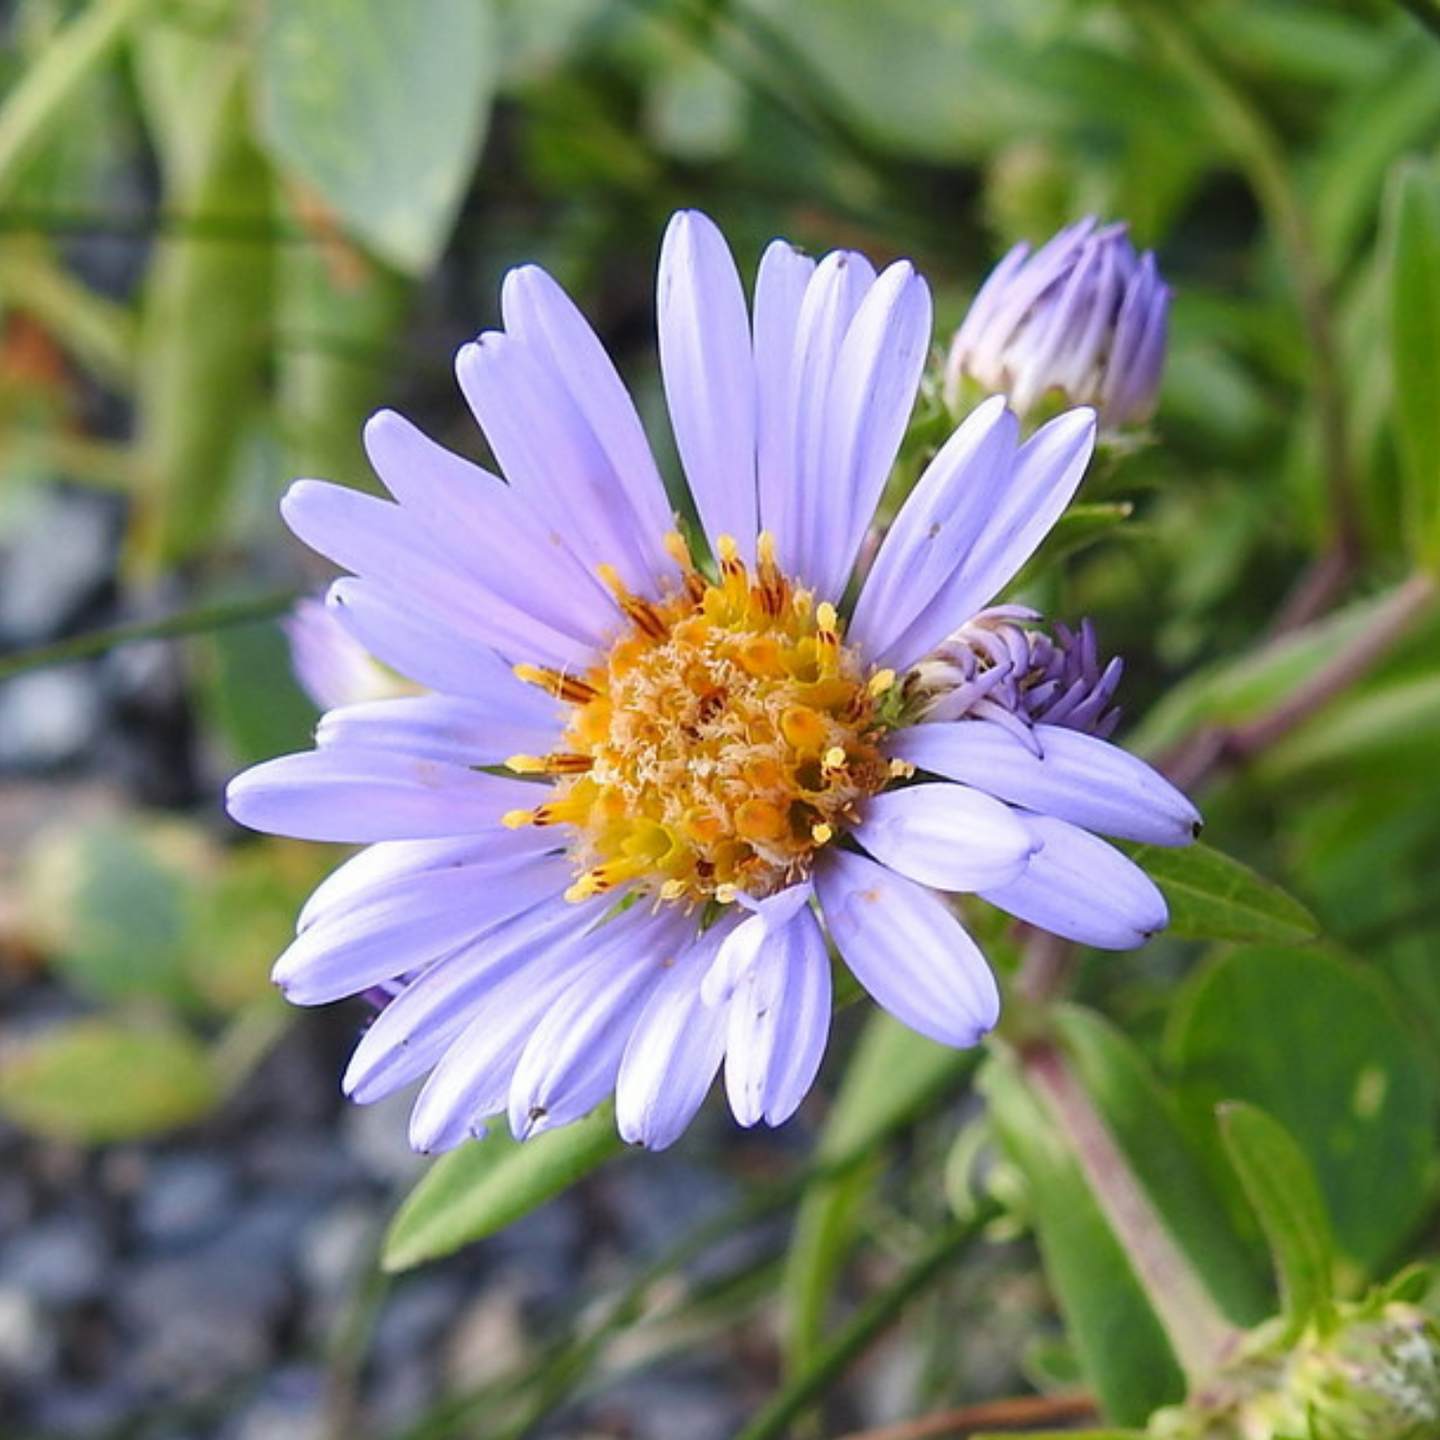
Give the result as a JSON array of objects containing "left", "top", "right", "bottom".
[{"left": 509, "top": 531, "right": 893, "bottom": 903}]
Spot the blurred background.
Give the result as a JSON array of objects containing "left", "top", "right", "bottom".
[{"left": 3, "top": 1, "right": 1440, "bottom": 1437}]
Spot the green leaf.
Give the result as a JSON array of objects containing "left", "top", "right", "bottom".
[
  {"left": 744, "top": 0, "right": 1202, "bottom": 166},
  {"left": 0, "top": 0, "right": 165, "bottom": 204},
  {"left": 383, "top": 1106, "right": 623, "bottom": 1272},
  {"left": 780, "top": 1162, "right": 875, "bottom": 1380},
  {"left": 1384, "top": 158, "right": 1440, "bottom": 570},
  {"left": 129, "top": 28, "right": 275, "bottom": 569},
  {"left": 1217, "top": 1101, "right": 1336, "bottom": 1333},
  {"left": 17, "top": 815, "right": 214, "bottom": 1010},
  {"left": 782, "top": 1011, "right": 977, "bottom": 1376},
  {"left": 0, "top": 1017, "right": 219, "bottom": 1142},
  {"left": 1131, "top": 842, "right": 1319, "bottom": 945},
  {"left": 1314, "top": 40, "right": 1440, "bottom": 269},
  {"left": 274, "top": 231, "right": 412, "bottom": 488},
  {"left": 16, "top": 814, "right": 305, "bottom": 1020},
  {"left": 1168, "top": 946, "right": 1440, "bottom": 1277},
  {"left": 192, "top": 840, "right": 329, "bottom": 1015},
  {"left": 257, "top": 0, "right": 498, "bottom": 275},
  {"left": 982, "top": 1046, "right": 1186, "bottom": 1425}
]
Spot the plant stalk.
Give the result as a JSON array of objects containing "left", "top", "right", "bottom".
[{"left": 1022, "top": 1039, "right": 1240, "bottom": 1384}]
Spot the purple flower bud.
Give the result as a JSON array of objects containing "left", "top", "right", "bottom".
[
  {"left": 946, "top": 217, "right": 1169, "bottom": 430},
  {"left": 283, "top": 596, "right": 406, "bottom": 710},
  {"left": 906, "top": 607, "right": 1124, "bottom": 742}
]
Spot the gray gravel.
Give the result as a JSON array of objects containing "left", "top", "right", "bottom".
[{"left": 0, "top": 993, "right": 779, "bottom": 1440}]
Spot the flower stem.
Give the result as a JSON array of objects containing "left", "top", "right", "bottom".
[
  {"left": 732, "top": 1209, "right": 998, "bottom": 1440},
  {"left": 1016, "top": 927, "right": 1080, "bottom": 1005},
  {"left": 1230, "top": 571, "right": 1437, "bottom": 757},
  {"left": 1022, "top": 1039, "right": 1240, "bottom": 1385},
  {"left": 0, "top": 589, "right": 298, "bottom": 682},
  {"left": 827, "top": 1390, "right": 1099, "bottom": 1440},
  {"left": 1162, "top": 570, "right": 1438, "bottom": 790}
]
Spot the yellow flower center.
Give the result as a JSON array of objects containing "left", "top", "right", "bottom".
[{"left": 503, "top": 532, "right": 897, "bottom": 904}]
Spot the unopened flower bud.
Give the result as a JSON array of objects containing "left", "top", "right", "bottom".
[
  {"left": 1146, "top": 1299, "right": 1440, "bottom": 1440},
  {"left": 1291, "top": 1303, "right": 1440, "bottom": 1440},
  {"left": 905, "top": 606, "right": 1123, "bottom": 740},
  {"left": 284, "top": 595, "right": 409, "bottom": 710},
  {"left": 946, "top": 217, "right": 1168, "bottom": 430}
]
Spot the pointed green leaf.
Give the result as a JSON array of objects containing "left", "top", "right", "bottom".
[
  {"left": 383, "top": 1106, "right": 623, "bottom": 1272},
  {"left": 1384, "top": 158, "right": 1440, "bottom": 569},
  {"left": 1217, "top": 1100, "right": 1336, "bottom": 1332},
  {"left": 735, "top": 1216, "right": 988, "bottom": 1440},
  {"left": 984, "top": 1006, "right": 1276, "bottom": 1423},
  {"left": 781, "top": 1163, "right": 875, "bottom": 1380},
  {"left": 0, "top": 1018, "right": 219, "bottom": 1142},
  {"left": 195, "top": 612, "right": 319, "bottom": 770},
  {"left": 1314, "top": 40, "right": 1440, "bottom": 267},
  {"left": 1169, "top": 947, "right": 1440, "bottom": 1275},
  {"left": 1130, "top": 842, "right": 1319, "bottom": 945},
  {"left": 257, "top": 0, "right": 497, "bottom": 275}
]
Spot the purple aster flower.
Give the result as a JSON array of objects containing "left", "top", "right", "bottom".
[
  {"left": 226, "top": 210, "right": 1199, "bottom": 1153},
  {"left": 945, "top": 216, "right": 1169, "bottom": 429}
]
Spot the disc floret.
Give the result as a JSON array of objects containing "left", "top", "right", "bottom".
[{"left": 505, "top": 532, "right": 896, "bottom": 904}]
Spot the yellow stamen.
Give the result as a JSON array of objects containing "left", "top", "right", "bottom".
[
  {"left": 506, "top": 752, "right": 591, "bottom": 775},
  {"left": 780, "top": 706, "right": 829, "bottom": 751},
  {"left": 599, "top": 564, "right": 669, "bottom": 639},
  {"left": 514, "top": 663, "right": 597, "bottom": 705},
  {"left": 663, "top": 530, "right": 696, "bottom": 570},
  {"left": 735, "top": 798, "right": 788, "bottom": 841},
  {"left": 756, "top": 531, "right": 786, "bottom": 615},
  {"left": 512, "top": 538, "right": 892, "bottom": 904}
]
